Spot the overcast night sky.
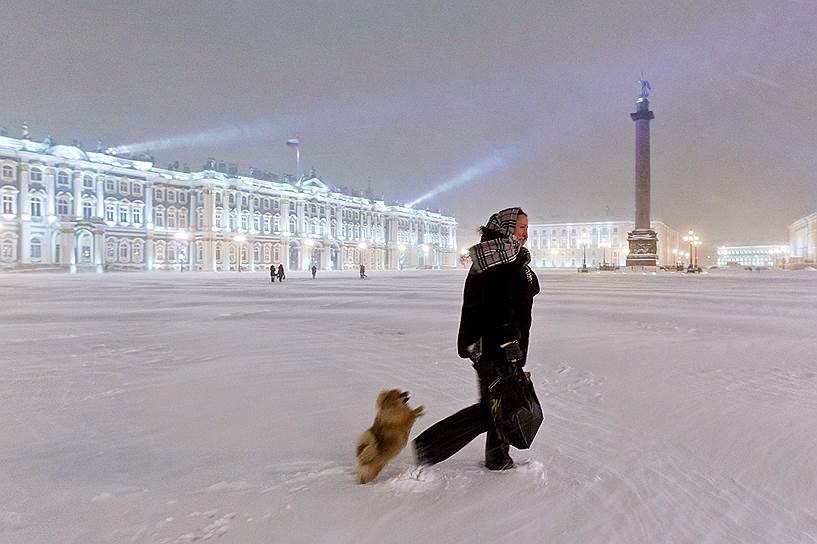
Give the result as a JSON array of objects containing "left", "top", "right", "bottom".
[{"left": 2, "top": 1, "right": 816, "bottom": 245}]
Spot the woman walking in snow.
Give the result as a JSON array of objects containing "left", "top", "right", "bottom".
[{"left": 413, "top": 207, "right": 539, "bottom": 470}]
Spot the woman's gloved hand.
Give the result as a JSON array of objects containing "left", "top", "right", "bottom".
[{"left": 500, "top": 340, "right": 524, "bottom": 366}]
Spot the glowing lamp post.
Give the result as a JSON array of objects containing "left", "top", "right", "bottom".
[
  {"left": 234, "top": 234, "right": 246, "bottom": 271},
  {"left": 305, "top": 238, "right": 315, "bottom": 269},
  {"left": 398, "top": 244, "right": 406, "bottom": 270},
  {"left": 578, "top": 235, "right": 590, "bottom": 273},
  {"left": 683, "top": 230, "right": 701, "bottom": 272},
  {"left": 174, "top": 231, "right": 190, "bottom": 271}
]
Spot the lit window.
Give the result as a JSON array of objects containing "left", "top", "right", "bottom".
[
  {"left": 2, "top": 194, "right": 14, "bottom": 214},
  {"left": 1, "top": 239, "right": 14, "bottom": 261},
  {"left": 30, "top": 238, "right": 42, "bottom": 260},
  {"left": 29, "top": 195, "right": 42, "bottom": 217},
  {"left": 57, "top": 197, "right": 70, "bottom": 215}
]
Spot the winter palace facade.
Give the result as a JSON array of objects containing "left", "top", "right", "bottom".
[{"left": 0, "top": 134, "right": 457, "bottom": 272}]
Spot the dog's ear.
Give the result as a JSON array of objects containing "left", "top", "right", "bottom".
[{"left": 376, "top": 390, "right": 388, "bottom": 408}]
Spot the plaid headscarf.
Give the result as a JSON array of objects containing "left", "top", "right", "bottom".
[{"left": 468, "top": 207, "right": 529, "bottom": 274}]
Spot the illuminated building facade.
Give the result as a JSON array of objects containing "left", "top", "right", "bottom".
[
  {"left": 789, "top": 212, "right": 817, "bottom": 264},
  {"left": 0, "top": 133, "right": 457, "bottom": 272},
  {"left": 527, "top": 219, "right": 680, "bottom": 268},
  {"left": 715, "top": 244, "right": 789, "bottom": 268}
]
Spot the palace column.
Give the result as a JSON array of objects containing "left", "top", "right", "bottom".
[{"left": 626, "top": 75, "right": 658, "bottom": 268}]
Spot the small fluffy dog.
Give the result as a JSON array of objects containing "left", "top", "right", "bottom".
[{"left": 356, "top": 389, "right": 424, "bottom": 484}]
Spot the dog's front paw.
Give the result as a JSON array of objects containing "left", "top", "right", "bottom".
[{"left": 413, "top": 405, "right": 425, "bottom": 417}]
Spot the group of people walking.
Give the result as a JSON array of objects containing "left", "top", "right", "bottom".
[{"left": 269, "top": 264, "right": 286, "bottom": 282}]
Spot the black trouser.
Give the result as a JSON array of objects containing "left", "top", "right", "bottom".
[{"left": 413, "top": 359, "right": 510, "bottom": 467}]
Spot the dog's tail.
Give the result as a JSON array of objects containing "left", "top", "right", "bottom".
[{"left": 356, "top": 430, "right": 379, "bottom": 465}]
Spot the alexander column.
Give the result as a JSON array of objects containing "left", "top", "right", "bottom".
[{"left": 626, "top": 73, "right": 658, "bottom": 268}]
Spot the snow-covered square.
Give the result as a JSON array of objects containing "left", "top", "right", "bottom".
[{"left": 2, "top": 269, "right": 817, "bottom": 543}]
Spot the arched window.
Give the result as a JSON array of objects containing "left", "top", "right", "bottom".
[
  {"left": 215, "top": 243, "right": 223, "bottom": 262},
  {"left": 30, "top": 167, "right": 43, "bottom": 181},
  {"left": 229, "top": 244, "right": 237, "bottom": 263},
  {"left": 1, "top": 165, "right": 13, "bottom": 179},
  {"left": 253, "top": 213, "right": 261, "bottom": 232},
  {"left": 167, "top": 208, "right": 177, "bottom": 228},
  {"left": 29, "top": 194, "right": 43, "bottom": 217},
  {"left": 132, "top": 206, "right": 142, "bottom": 225},
  {"left": 155, "top": 206, "right": 165, "bottom": 227},
  {"left": 82, "top": 200, "right": 94, "bottom": 219},
  {"left": 273, "top": 214, "right": 280, "bottom": 232},
  {"left": 2, "top": 238, "right": 15, "bottom": 261},
  {"left": 30, "top": 238, "right": 42, "bottom": 260},
  {"left": 155, "top": 243, "right": 166, "bottom": 262},
  {"left": 83, "top": 175, "right": 94, "bottom": 189},
  {"left": 167, "top": 243, "right": 177, "bottom": 262},
  {"left": 289, "top": 216, "right": 297, "bottom": 233},
  {"left": 241, "top": 212, "right": 249, "bottom": 231},
  {"left": 118, "top": 241, "right": 129, "bottom": 261},
  {"left": 106, "top": 203, "right": 116, "bottom": 222},
  {"left": 132, "top": 241, "right": 143, "bottom": 263},
  {"left": 57, "top": 196, "right": 70, "bottom": 216},
  {"left": 106, "top": 239, "right": 116, "bottom": 260},
  {"left": 57, "top": 171, "right": 69, "bottom": 185},
  {"left": 253, "top": 243, "right": 261, "bottom": 262},
  {"left": 119, "top": 203, "right": 129, "bottom": 224},
  {"left": 215, "top": 209, "right": 222, "bottom": 228},
  {"left": 178, "top": 210, "right": 187, "bottom": 228}
]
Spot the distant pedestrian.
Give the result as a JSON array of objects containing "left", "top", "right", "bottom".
[
  {"left": 270, "top": 265, "right": 276, "bottom": 283},
  {"left": 359, "top": 264, "right": 367, "bottom": 279},
  {"left": 278, "top": 263, "right": 286, "bottom": 281},
  {"left": 311, "top": 264, "right": 317, "bottom": 279}
]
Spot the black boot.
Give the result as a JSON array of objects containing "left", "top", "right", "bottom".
[{"left": 484, "top": 427, "right": 514, "bottom": 470}]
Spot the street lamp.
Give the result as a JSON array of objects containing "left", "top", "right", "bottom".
[
  {"left": 578, "top": 235, "right": 590, "bottom": 273},
  {"left": 683, "top": 230, "right": 701, "bottom": 272},
  {"left": 234, "top": 234, "right": 246, "bottom": 271},
  {"left": 693, "top": 239, "right": 703, "bottom": 269},
  {"left": 174, "top": 231, "right": 190, "bottom": 271},
  {"left": 305, "top": 238, "right": 315, "bottom": 270}
]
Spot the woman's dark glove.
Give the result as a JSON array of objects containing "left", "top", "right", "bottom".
[{"left": 501, "top": 340, "right": 524, "bottom": 366}]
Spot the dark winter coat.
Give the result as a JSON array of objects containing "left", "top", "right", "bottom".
[{"left": 457, "top": 248, "right": 540, "bottom": 365}]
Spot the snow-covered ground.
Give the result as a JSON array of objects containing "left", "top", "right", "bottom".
[{"left": 2, "top": 269, "right": 817, "bottom": 543}]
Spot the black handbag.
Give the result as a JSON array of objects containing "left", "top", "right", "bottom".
[{"left": 487, "top": 368, "right": 543, "bottom": 449}]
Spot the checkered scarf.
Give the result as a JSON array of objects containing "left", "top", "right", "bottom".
[{"left": 468, "top": 207, "right": 530, "bottom": 274}]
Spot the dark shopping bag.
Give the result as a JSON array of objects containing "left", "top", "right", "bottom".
[{"left": 487, "top": 368, "right": 543, "bottom": 449}]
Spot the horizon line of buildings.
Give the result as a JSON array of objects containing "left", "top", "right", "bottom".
[
  {"left": 0, "top": 134, "right": 458, "bottom": 272},
  {"left": 1, "top": 130, "right": 814, "bottom": 273}
]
